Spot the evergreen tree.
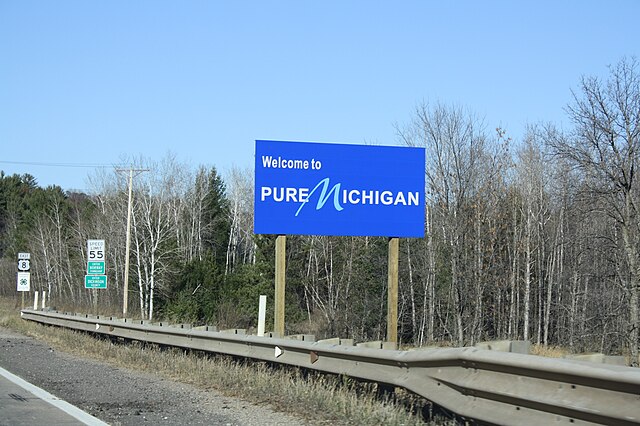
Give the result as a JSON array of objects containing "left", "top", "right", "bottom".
[
  {"left": 201, "top": 168, "right": 230, "bottom": 267},
  {"left": 0, "top": 172, "right": 39, "bottom": 258}
]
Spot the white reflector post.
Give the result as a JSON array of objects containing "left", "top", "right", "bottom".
[
  {"left": 33, "top": 291, "right": 39, "bottom": 310},
  {"left": 258, "top": 295, "right": 267, "bottom": 337}
]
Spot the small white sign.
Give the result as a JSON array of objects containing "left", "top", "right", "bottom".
[
  {"left": 18, "top": 252, "right": 31, "bottom": 260},
  {"left": 87, "top": 239, "right": 105, "bottom": 261},
  {"left": 17, "top": 272, "right": 30, "bottom": 292}
]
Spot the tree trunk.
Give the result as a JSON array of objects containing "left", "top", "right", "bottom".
[
  {"left": 621, "top": 196, "right": 640, "bottom": 366},
  {"left": 630, "top": 283, "right": 639, "bottom": 367},
  {"left": 452, "top": 243, "right": 464, "bottom": 346}
]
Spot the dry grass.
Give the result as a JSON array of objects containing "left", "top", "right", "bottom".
[
  {"left": 530, "top": 343, "right": 570, "bottom": 358},
  {"left": 0, "top": 299, "right": 452, "bottom": 425}
]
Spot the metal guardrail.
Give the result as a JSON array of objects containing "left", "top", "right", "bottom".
[{"left": 21, "top": 309, "right": 640, "bottom": 425}]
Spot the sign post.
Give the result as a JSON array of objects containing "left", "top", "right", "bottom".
[
  {"left": 254, "top": 140, "right": 425, "bottom": 342},
  {"left": 274, "top": 235, "right": 286, "bottom": 336},
  {"left": 386, "top": 238, "right": 399, "bottom": 346}
]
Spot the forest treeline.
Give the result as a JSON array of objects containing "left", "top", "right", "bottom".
[{"left": 1, "top": 58, "right": 638, "bottom": 365}]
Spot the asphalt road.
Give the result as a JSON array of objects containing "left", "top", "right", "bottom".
[
  {"left": 0, "top": 366, "right": 106, "bottom": 426},
  {"left": 0, "top": 327, "right": 306, "bottom": 425}
]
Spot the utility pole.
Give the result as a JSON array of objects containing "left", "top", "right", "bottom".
[{"left": 116, "top": 167, "right": 148, "bottom": 318}]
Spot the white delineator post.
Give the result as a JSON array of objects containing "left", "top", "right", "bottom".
[
  {"left": 258, "top": 295, "right": 267, "bottom": 337},
  {"left": 33, "top": 291, "right": 39, "bottom": 310}
]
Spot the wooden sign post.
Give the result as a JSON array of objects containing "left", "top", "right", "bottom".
[
  {"left": 386, "top": 237, "right": 399, "bottom": 347},
  {"left": 274, "top": 235, "right": 287, "bottom": 336}
]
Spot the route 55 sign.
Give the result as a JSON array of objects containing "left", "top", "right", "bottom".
[{"left": 87, "top": 240, "right": 105, "bottom": 260}]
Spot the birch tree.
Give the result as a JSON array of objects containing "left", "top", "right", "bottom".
[
  {"left": 516, "top": 130, "right": 551, "bottom": 342},
  {"left": 399, "top": 102, "right": 490, "bottom": 345},
  {"left": 129, "top": 155, "right": 189, "bottom": 319},
  {"left": 225, "top": 166, "right": 256, "bottom": 272}
]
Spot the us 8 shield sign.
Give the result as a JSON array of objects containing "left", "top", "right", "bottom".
[{"left": 17, "top": 259, "right": 30, "bottom": 272}]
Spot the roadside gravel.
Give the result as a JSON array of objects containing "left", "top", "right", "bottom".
[{"left": 0, "top": 327, "right": 306, "bottom": 425}]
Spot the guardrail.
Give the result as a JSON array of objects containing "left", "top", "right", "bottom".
[{"left": 21, "top": 309, "right": 640, "bottom": 425}]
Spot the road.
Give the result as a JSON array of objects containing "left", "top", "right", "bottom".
[
  {"left": 0, "top": 327, "right": 306, "bottom": 425},
  {"left": 0, "top": 365, "right": 106, "bottom": 426}
]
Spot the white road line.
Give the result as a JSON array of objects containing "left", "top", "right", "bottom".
[{"left": 0, "top": 366, "right": 108, "bottom": 426}]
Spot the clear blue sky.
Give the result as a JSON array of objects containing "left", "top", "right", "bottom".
[{"left": 1, "top": 1, "right": 638, "bottom": 192}]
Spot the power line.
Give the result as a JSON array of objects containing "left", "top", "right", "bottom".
[{"left": 0, "top": 160, "right": 118, "bottom": 168}]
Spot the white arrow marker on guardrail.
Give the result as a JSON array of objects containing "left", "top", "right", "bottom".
[{"left": 275, "top": 346, "right": 283, "bottom": 358}]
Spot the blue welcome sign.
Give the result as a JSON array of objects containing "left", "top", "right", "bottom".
[{"left": 254, "top": 140, "right": 425, "bottom": 238}]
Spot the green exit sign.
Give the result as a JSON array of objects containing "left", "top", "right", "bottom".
[
  {"left": 85, "top": 275, "right": 107, "bottom": 289},
  {"left": 87, "top": 261, "right": 105, "bottom": 275}
]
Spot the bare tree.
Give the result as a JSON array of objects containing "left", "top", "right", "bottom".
[
  {"left": 399, "top": 102, "right": 492, "bottom": 345},
  {"left": 29, "top": 188, "right": 82, "bottom": 304},
  {"left": 516, "top": 129, "right": 551, "bottom": 342},
  {"left": 133, "top": 155, "right": 188, "bottom": 319},
  {"left": 224, "top": 166, "right": 256, "bottom": 272},
  {"left": 547, "top": 57, "right": 640, "bottom": 365}
]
